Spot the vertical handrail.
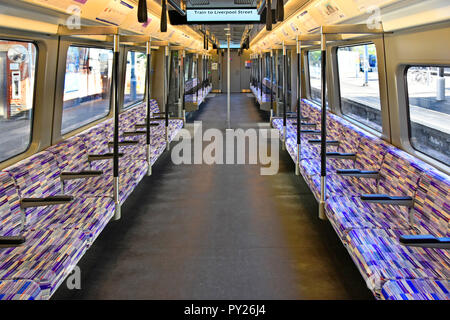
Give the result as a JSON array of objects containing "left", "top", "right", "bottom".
[
  {"left": 227, "top": 33, "right": 231, "bottom": 129},
  {"left": 165, "top": 45, "right": 170, "bottom": 151},
  {"left": 275, "top": 50, "right": 279, "bottom": 116},
  {"left": 146, "top": 39, "right": 152, "bottom": 176},
  {"left": 270, "top": 49, "right": 273, "bottom": 122},
  {"left": 182, "top": 50, "right": 186, "bottom": 124},
  {"left": 282, "top": 41, "right": 287, "bottom": 150},
  {"left": 259, "top": 53, "right": 263, "bottom": 104},
  {"left": 296, "top": 36, "right": 301, "bottom": 176},
  {"left": 319, "top": 31, "right": 327, "bottom": 220},
  {"left": 113, "top": 34, "right": 121, "bottom": 220},
  {"left": 196, "top": 54, "right": 199, "bottom": 103}
]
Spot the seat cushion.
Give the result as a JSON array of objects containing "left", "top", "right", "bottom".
[
  {"left": 73, "top": 156, "right": 148, "bottom": 202},
  {"left": 300, "top": 157, "right": 354, "bottom": 188},
  {"left": 310, "top": 173, "right": 377, "bottom": 202},
  {"left": 30, "top": 197, "right": 115, "bottom": 243},
  {"left": 325, "top": 196, "right": 412, "bottom": 239},
  {"left": 0, "top": 280, "right": 42, "bottom": 300},
  {"left": 381, "top": 279, "right": 450, "bottom": 300},
  {"left": 346, "top": 228, "right": 450, "bottom": 293},
  {"left": 0, "top": 228, "right": 88, "bottom": 297}
]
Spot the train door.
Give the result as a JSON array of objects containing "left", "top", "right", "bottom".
[
  {"left": 167, "top": 49, "right": 180, "bottom": 116},
  {"left": 230, "top": 51, "right": 240, "bottom": 92},
  {"left": 211, "top": 55, "right": 220, "bottom": 92},
  {"left": 0, "top": 52, "right": 6, "bottom": 118},
  {"left": 221, "top": 51, "right": 241, "bottom": 93}
]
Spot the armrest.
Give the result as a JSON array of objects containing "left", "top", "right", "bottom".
[
  {"left": 60, "top": 170, "right": 103, "bottom": 181},
  {"left": 336, "top": 169, "right": 379, "bottom": 178},
  {"left": 360, "top": 194, "right": 414, "bottom": 207},
  {"left": 135, "top": 123, "right": 160, "bottom": 129},
  {"left": 308, "top": 139, "right": 340, "bottom": 146},
  {"left": 291, "top": 122, "right": 316, "bottom": 127},
  {"left": 0, "top": 236, "right": 26, "bottom": 247},
  {"left": 108, "top": 141, "right": 139, "bottom": 147},
  {"left": 153, "top": 112, "right": 173, "bottom": 116},
  {"left": 123, "top": 131, "right": 147, "bottom": 137},
  {"left": 150, "top": 116, "right": 167, "bottom": 120},
  {"left": 326, "top": 152, "right": 357, "bottom": 160},
  {"left": 21, "top": 195, "right": 74, "bottom": 208},
  {"left": 300, "top": 130, "right": 321, "bottom": 134},
  {"left": 87, "top": 153, "right": 124, "bottom": 162},
  {"left": 399, "top": 235, "right": 450, "bottom": 249}
]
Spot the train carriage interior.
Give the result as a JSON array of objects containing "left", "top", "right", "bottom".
[{"left": 0, "top": 0, "right": 449, "bottom": 303}]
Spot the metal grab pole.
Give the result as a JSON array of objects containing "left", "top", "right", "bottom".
[
  {"left": 196, "top": 54, "right": 199, "bottom": 103},
  {"left": 227, "top": 33, "right": 231, "bottom": 129},
  {"left": 319, "top": 32, "right": 327, "bottom": 220},
  {"left": 113, "top": 34, "right": 121, "bottom": 220},
  {"left": 282, "top": 41, "right": 286, "bottom": 150},
  {"left": 202, "top": 54, "right": 205, "bottom": 98},
  {"left": 165, "top": 45, "right": 170, "bottom": 151},
  {"left": 258, "top": 54, "right": 261, "bottom": 102},
  {"left": 270, "top": 49, "right": 273, "bottom": 122},
  {"left": 146, "top": 39, "right": 153, "bottom": 176},
  {"left": 178, "top": 51, "right": 182, "bottom": 118},
  {"left": 182, "top": 50, "right": 186, "bottom": 123},
  {"left": 275, "top": 50, "right": 279, "bottom": 116},
  {"left": 296, "top": 36, "right": 301, "bottom": 176}
]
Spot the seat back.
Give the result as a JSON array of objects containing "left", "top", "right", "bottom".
[
  {"left": 4, "top": 151, "right": 62, "bottom": 227},
  {"left": 46, "top": 136, "right": 91, "bottom": 193},
  {"left": 77, "top": 121, "right": 111, "bottom": 155},
  {"left": 355, "top": 132, "right": 389, "bottom": 171},
  {"left": 378, "top": 148, "right": 424, "bottom": 197},
  {"left": 47, "top": 136, "right": 90, "bottom": 172},
  {"left": 150, "top": 99, "right": 160, "bottom": 114},
  {"left": 0, "top": 172, "right": 23, "bottom": 237},
  {"left": 413, "top": 169, "right": 450, "bottom": 237}
]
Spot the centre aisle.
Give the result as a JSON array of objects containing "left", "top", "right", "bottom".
[{"left": 54, "top": 93, "right": 372, "bottom": 300}]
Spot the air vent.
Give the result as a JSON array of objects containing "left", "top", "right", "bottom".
[
  {"left": 189, "top": 0, "right": 210, "bottom": 5},
  {"left": 234, "top": 0, "right": 256, "bottom": 4}
]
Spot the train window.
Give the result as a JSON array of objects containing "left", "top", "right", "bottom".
[
  {"left": 0, "top": 40, "right": 37, "bottom": 162},
  {"left": 307, "top": 50, "right": 327, "bottom": 107},
  {"left": 337, "top": 43, "right": 381, "bottom": 132},
  {"left": 406, "top": 66, "right": 450, "bottom": 164},
  {"left": 61, "top": 46, "right": 113, "bottom": 134},
  {"left": 124, "top": 51, "right": 146, "bottom": 109}
]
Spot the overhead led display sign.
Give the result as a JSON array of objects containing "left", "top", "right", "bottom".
[{"left": 186, "top": 9, "right": 260, "bottom": 22}]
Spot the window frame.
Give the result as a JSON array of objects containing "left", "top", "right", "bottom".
[
  {"left": 306, "top": 48, "right": 322, "bottom": 106},
  {"left": 123, "top": 48, "right": 147, "bottom": 110},
  {"left": 335, "top": 41, "right": 383, "bottom": 133},
  {"left": 0, "top": 38, "right": 38, "bottom": 163},
  {"left": 60, "top": 43, "right": 114, "bottom": 135},
  {"left": 404, "top": 64, "right": 450, "bottom": 166}
]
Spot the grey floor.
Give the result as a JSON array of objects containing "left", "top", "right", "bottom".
[{"left": 53, "top": 93, "right": 373, "bottom": 300}]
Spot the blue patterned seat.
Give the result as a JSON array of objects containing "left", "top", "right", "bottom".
[
  {"left": 325, "top": 148, "right": 426, "bottom": 238},
  {"left": 343, "top": 164, "right": 449, "bottom": 299},
  {"left": 4, "top": 152, "right": 115, "bottom": 242},
  {"left": 0, "top": 280, "right": 42, "bottom": 300},
  {"left": 0, "top": 228, "right": 89, "bottom": 299},
  {"left": 76, "top": 123, "right": 149, "bottom": 187},
  {"left": 309, "top": 132, "right": 390, "bottom": 200},
  {"left": 0, "top": 172, "right": 89, "bottom": 299},
  {"left": 345, "top": 228, "right": 449, "bottom": 297},
  {"left": 299, "top": 125, "right": 361, "bottom": 188},
  {"left": 381, "top": 279, "right": 449, "bottom": 300}
]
